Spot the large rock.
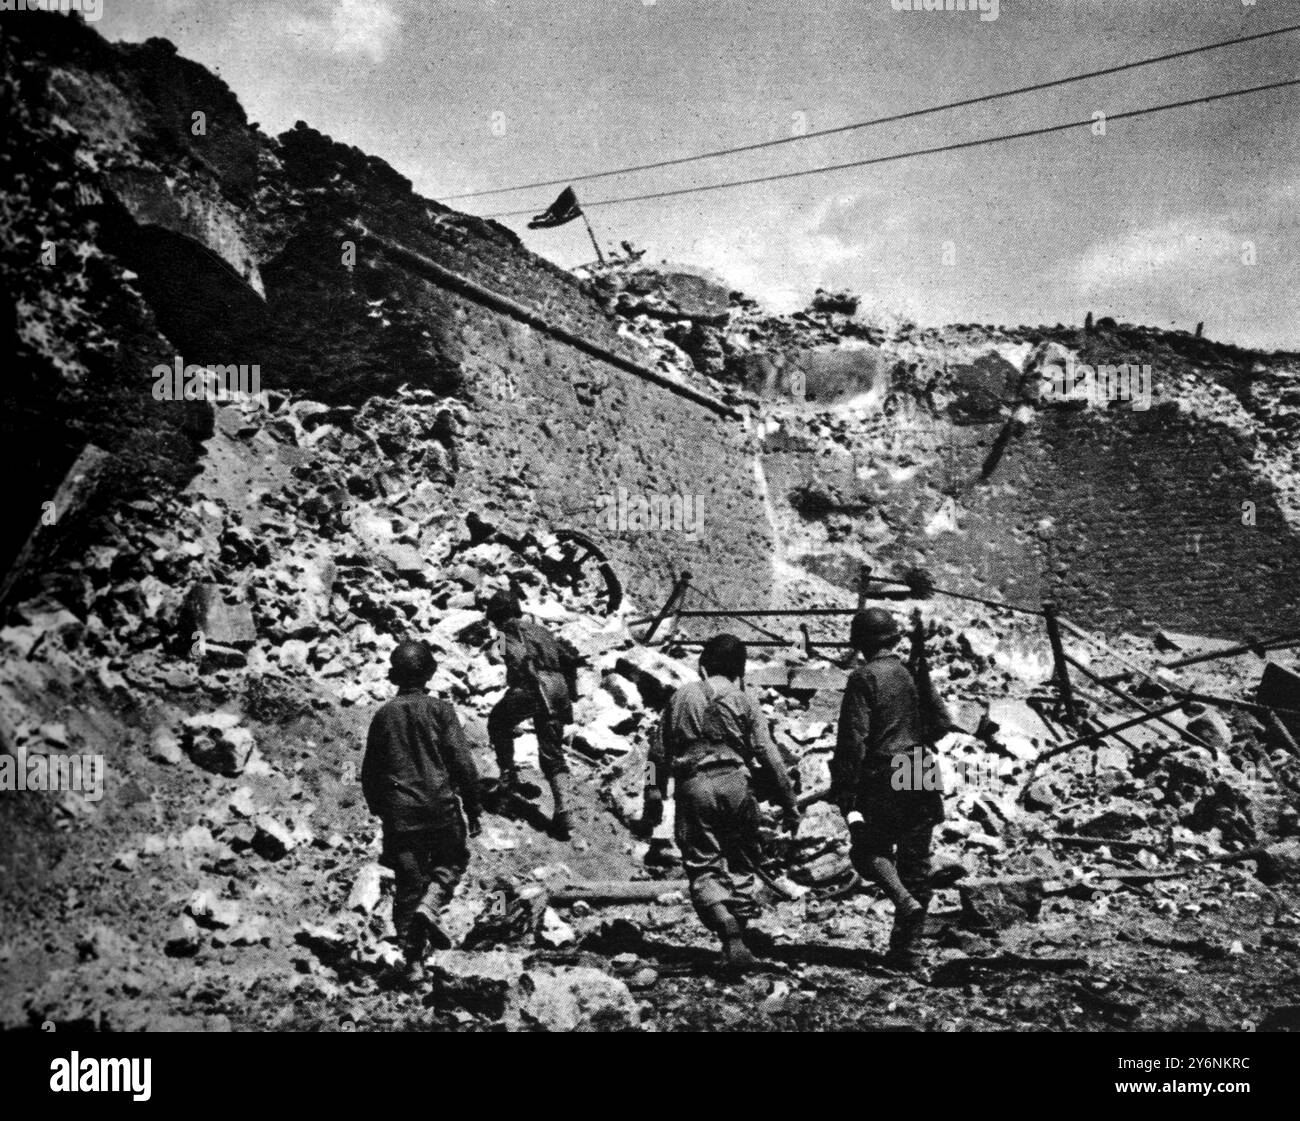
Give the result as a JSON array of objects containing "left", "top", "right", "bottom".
[
  {"left": 947, "top": 352, "right": 1022, "bottom": 421},
  {"left": 1075, "top": 800, "right": 1152, "bottom": 838},
  {"left": 1185, "top": 706, "right": 1234, "bottom": 750},
  {"left": 505, "top": 966, "right": 641, "bottom": 1032},
  {"left": 181, "top": 712, "right": 255, "bottom": 776},
  {"left": 186, "top": 889, "right": 240, "bottom": 929},
  {"left": 165, "top": 915, "right": 202, "bottom": 957},
  {"left": 251, "top": 814, "right": 296, "bottom": 860},
  {"left": 620, "top": 267, "right": 730, "bottom": 323},
  {"left": 426, "top": 953, "right": 641, "bottom": 1030},
  {"left": 733, "top": 343, "right": 889, "bottom": 405},
  {"left": 346, "top": 863, "right": 386, "bottom": 913},
  {"left": 614, "top": 647, "right": 695, "bottom": 709},
  {"left": 428, "top": 951, "right": 528, "bottom": 1019},
  {"left": 181, "top": 583, "right": 257, "bottom": 648},
  {"left": 147, "top": 726, "right": 184, "bottom": 765},
  {"left": 1255, "top": 841, "right": 1300, "bottom": 885},
  {"left": 979, "top": 699, "right": 1056, "bottom": 761},
  {"left": 959, "top": 879, "right": 1044, "bottom": 930}
]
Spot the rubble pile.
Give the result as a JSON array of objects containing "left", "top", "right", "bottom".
[
  {"left": 1, "top": 18, "right": 1298, "bottom": 1034},
  {"left": 1, "top": 346, "right": 1298, "bottom": 1031}
]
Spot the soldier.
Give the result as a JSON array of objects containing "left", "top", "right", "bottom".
[
  {"left": 484, "top": 590, "right": 582, "bottom": 840},
  {"left": 645, "top": 633, "right": 799, "bottom": 971},
  {"left": 362, "top": 640, "right": 481, "bottom": 984},
  {"left": 830, "top": 608, "right": 962, "bottom": 970}
]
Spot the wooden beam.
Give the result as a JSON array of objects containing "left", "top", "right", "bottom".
[
  {"left": 1055, "top": 614, "right": 1162, "bottom": 684},
  {"left": 352, "top": 222, "right": 742, "bottom": 420},
  {"left": 549, "top": 880, "right": 688, "bottom": 905},
  {"left": 642, "top": 570, "right": 692, "bottom": 645},
  {"left": 1043, "top": 602, "right": 1078, "bottom": 724},
  {"left": 1033, "top": 702, "right": 1187, "bottom": 764},
  {"left": 1169, "top": 688, "right": 1300, "bottom": 721},
  {"left": 1064, "top": 652, "right": 1215, "bottom": 753}
]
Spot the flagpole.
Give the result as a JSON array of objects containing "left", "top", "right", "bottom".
[{"left": 580, "top": 211, "right": 606, "bottom": 266}]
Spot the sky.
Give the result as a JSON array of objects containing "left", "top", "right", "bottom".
[{"left": 97, "top": 0, "right": 1299, "bottom": 351}]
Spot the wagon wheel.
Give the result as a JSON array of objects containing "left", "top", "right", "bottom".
[{"left": 550, "top": 529, "right": 623, "bottom": 616}]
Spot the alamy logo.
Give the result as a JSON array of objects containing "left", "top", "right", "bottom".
[
  {"left": 0, "top": 0, "right": 103, "bottom": 21},
  {"left": 891, "top": 0, "right": 999, "bottom": 22},
  {"left": 50, "top": 1052, "right": 150, "bottom": 1101},
  {"left": 151, "top": 357, "right": 266, "bottom": 406},
  {"left": 0, "top": 747, "right": 103, "bottom": 802},
  {"left": 1041, "top": 356, "right": 1152, "bottom": 410},
  {"left": 597, "top": 486, "right": 705, "bottom": 539}
]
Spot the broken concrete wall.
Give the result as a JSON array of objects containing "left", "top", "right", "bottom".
[
  {"left": 752, "top": 327, "right": 1298, "bottom": 637},
  {"left": 988, "top": 407, "right": 1300, "bottom": 635},
  {"left": 0, "top": 16, "right": 776, "bottom": 610}
]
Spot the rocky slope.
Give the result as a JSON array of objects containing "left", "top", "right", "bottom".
[
  {"left": 2, "top": 12, "right": 1299, "bottom": 1033},
  {"left": 2, "top": 379, "right": 1298, "bottom": 1032}
]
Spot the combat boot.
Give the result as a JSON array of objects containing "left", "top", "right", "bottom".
[
  {"left": 705, "top": 904, "right": 757, "bottom": 973},
  {"left": 738, "top": 918, "right": 778, "bottom": 957},
  {"left": 884, "top": 895, "right": 929, "bottom": 971},
  {"left": 402, "top": 925, "right": 430, "bottom": 987},
  {"left": 549, "top": 772, "right": 574, "bottom": 841},
  {"left": 496, "top": 765, "right": 521, "bottom": 799}
]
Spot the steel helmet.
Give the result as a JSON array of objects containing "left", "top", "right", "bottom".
[
  {"left": 850, "top": 608, "right": 901, "bottom": 650},
  {"left": 389, "top": 639, "right": 436, "bottom": 683}
]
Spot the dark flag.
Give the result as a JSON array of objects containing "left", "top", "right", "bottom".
[{"left": 528, "top": 186, "right": 582, "bottom": 229}]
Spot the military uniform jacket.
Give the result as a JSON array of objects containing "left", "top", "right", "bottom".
[
  {"left": 653, "top": 678, "right": 796, "bottom": 811},
  {"left": 501, "top": 619, "right": 578, "bottom": 719},
  {"left": 362, "top": 690, "right": 481, "bottom": 832},
  {"left": 830, "top": 653, "right": 953, "bottom": 815}
]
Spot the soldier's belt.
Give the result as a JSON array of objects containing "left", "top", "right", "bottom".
[{"left": 676, "top": 752, "right": 745, "bottom": 780}]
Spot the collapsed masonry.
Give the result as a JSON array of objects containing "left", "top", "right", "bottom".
[
  {"left": 2, "top": 14, "right": 1300, "bottom": 1031},
  {"left": 2, "top": 374, "right": 1298, "bottom": 1030},
  {"left": 6, "top": 16, "right": 1300, "bottom": 635}
]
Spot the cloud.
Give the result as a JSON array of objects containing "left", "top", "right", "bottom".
[
  {"left": 1071, "top": 218, "right": 1245, "bottom": 296},
  {"left": 328, "top": 0, "right": 399, "bottom": 62},
  {"left": 686, "top": 192, "right": 876, "bottom": 313},
  {"left": 279, "top": 0, "right": 400, "bottom": 63}
]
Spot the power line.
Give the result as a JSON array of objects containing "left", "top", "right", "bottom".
[
  {"left": 482, "top": 78, "right": 1300, "bottom": 217},
  {"left": 443, "top": 23, "right": 1300, "bottom": 203}
]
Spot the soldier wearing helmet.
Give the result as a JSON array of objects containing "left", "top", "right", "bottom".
[
  {"left": 648, "top": 632, "right": 799, "bottom": 971},
  {"left": 361, "top": 639, "right": 481, "bottom": 983},
  {"left": 831, "top": 608, "right": 958, "bottom": 970},
  {"left": 484, "top": 589, "right": 583, "bottom": 841}
]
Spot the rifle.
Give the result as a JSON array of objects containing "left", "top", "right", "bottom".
[{"left": 907, "top": 608, "right": 947, "bottom": 746}]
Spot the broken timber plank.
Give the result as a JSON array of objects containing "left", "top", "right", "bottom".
[
  {"left": 1048, "top": 834, "right": 1159, "bottom": 851},
  {"left": 1160, "top": 633, "right": 1300, "bottom": 671},
  {"left": 1033, "top": 702, "right": 1186, "bottom": 765},
  {"left": 549, "top": 880, "right": 688, "bottom": 905},
  {"left": 1064, "top": 652, "right": 1215, "bottom": 753},
  {"left": 1055, "top": 615, "right": 1163, "bottom": 684},
  {"left": 1042, "top": 602, "right": 1078, "bottom": 724},
  {"left": 642, "top": 570, "right": 692, "bottom": 644},
  {"left": 1169, "top": 688, "right": 1300, "bottom": 722}
]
